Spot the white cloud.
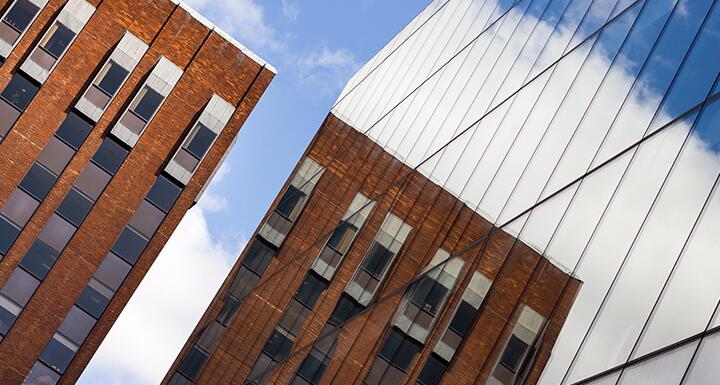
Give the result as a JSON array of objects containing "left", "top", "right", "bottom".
[
  {"left": 294, "top": 47, "right": 361, "bottom": 96},
  {"left": 282, "top": 0, "right": 300, "bottom": 22},
  {"left": 76, "top": 203, "right": 241, "bottom": 385}
]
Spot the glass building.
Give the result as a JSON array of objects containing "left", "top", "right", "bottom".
[{"left": 169, "top": 0, "right": 720, "bottom": 384}]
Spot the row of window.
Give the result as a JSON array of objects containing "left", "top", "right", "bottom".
[
  {"left": 170, "top": 158, "right": 327, "bottom": 384},
  {"left": 24, "top": 172, "right": 183, "bottom": 384},
  {"left": 0, "top": 0, "right": 95, "bottom": 141}
]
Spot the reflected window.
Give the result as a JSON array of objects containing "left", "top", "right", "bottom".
[
  {"left": 76, "top": 278, "right": 111, "bottom": 318},
  {"left": 146, "top": 175, "right": 182, "bottom": 213},
  {"left": 24, "top": 361, "right": 60, "bottom": 385},
  {"left": 263, "top": 330, "right": 293, "bottom": 361},
  {"left": 56, "top": 188, "right": 93, "bottom": 226},
  {"left": 499, "top": 335, "right": 529, "bottom": 373},
  {"left": 0, "top": 215, "right": 20, "bottom": 254},
  {"left": 91, "top": 138, "right": 128, "bottom": 175},
  {"left": 55, "top": 112, "right": 93, "bottom": 150},
  {"left": 1, "top": 72, "right": 38, "bottom": 111},
  {"left": 19, "top": 240, "right": 58, "bottom": 280},
  {"left": 3, "top": 0, "right": 38, "bottom": 33},
  {"left": 411, "top": 276, "right": 449, "bottom": 315},
  {"left": 111, "top": 227, "right": 147, "bottom": 265},
  {"left": 329, "top": 294, "right": 364, "bottom": 326},
  {"left": 242, "top": 238, "right": 275, "bottom": 275},
  {"left": 39, "top": 332, "right": 76, "bottom": 373},
  {"left": 20, "top": 163, "right": 56, "bottom": 200},
  {"left": 39, "top": 22, "right": 74, "bottom": 58},
  {"left": 417, "top": 353, "right": 447, "bottom": 385}
]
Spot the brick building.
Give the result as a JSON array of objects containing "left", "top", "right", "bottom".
[
  {"left": 0, "top": 0, "right": 274, "bottom": 383},
  {"left": 167, "top": 0, "right": 720, "bottom": 384}
]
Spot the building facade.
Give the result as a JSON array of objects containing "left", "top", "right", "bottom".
[
  {"left": 168, "top": 0, "right": 720, "bottom": 384},
  {"left": 0, "top": 0, "right": 274, "bottom": 383}
]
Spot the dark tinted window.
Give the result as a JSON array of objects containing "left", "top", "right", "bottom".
[
  {"left": 411, "top": 277, "right": 449, "bottom": 315},
  {"left": 91, "top": 138, "right": 128, "bottom": 175},
  {"left": 294, "top": 272, "right": 328, "bottom": 308},
  {"left": 362, "top": 242, "right": 393, "bottom": 278},
  {"left": 132, "top": 87, "right": 163, "bottom": 121},
  {"left": 275, "top": 185, "right": 306, "bottom": 221},
  {"left": 3, "top": 0, "right": 38, "bottom": 32},
  {"left": 111, "top": 227, "right": 147, "bottom": 264},
  {"left": 263, "top": 330, "right": 293, "bottom": 361},
  {"left": 1, "top": 72, "right": 38, "bottom": 110},
  {"left": 146, "top": 175, "right": 182, "bottom": 213},
  {"left": 19, "top": 240, "right": 58, "bottom": 280},
  {"left": 417, "top": 353, "right": 448, "bottom": 385},
  {"left": 326, "top": 222, "right": 358, "bottom": 254},
  {"left": 216, "top": 295, "right": 240, "bottom": 326},
  {"left": 499, "top": 335, "right": 529, "bottom": 373},
  {"left": 297, "top": 349, "right": 328, "bottom": 384},
  {"left": 0, "top": 215, "right": 20, "bottom": 255},
  {"left": 58, "top": 306, "right": 95, "bottom": 345},
  {"left": 449, "top": 301, "right": 476, "bottom": 336},
  {"left": 378, "top": 328, "right": 421, "bottom": 370},
  {"left": 329, "top": 294, "right": 363, "bottom": 326},
  {"left": 178, "top": 346, "right": 208, "bottom": 380},
  {"left": 55, "top": 112, "right": 93, "bottom": 150},
  {"left": 24, "top": 362, "right": 60, "bottom": 385},
  {"left": 0, "top": 301, "right": 16, "bottom": 335},
  {"left": 76, "top": 280, "right": 110, "bottom": 318},
  {"left": 41, "top": 22, "right": 74, "bottom": 58},
  {"left": 39, "top": 335, "right": 74, "bottom": 373},
  {"left": 242, "top": 238, "right": 275, "bottom": 275},
  {"left": 20, "top": 163, "right": 56, "bottom": 200},
  {"left": 95, "top": 60, "right": 128, "bottom": 95},
  {"left": 184, "top": 123, "right": 216, "bottom": 159},
  {"left": 56, "top": 188, "right": 93, "bottom": 226}
]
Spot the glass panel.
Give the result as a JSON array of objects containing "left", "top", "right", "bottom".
[
  {"left": 76, "top": 278, "right": 112, "bottom": 318},
  {"left": 55, "top": 112, "right": 93, "bottom": 150},
  {"left": 275, "top": 185, "right": 307, "bottom": 222},
  {"left": 130, "top": 86, "right": 163, "bottom": 121},
  {"left": 20, "top": 163, "right": 56, "bottom": 200},
  {"left": 326, "top": 222, "right": 358, "bottom": 254},
  {"left": 0, "top": 215, "right": 20, "bottom": 254},
  {"left": 168, "top": 373, "right": 192, "bottom": 385},
  {"left": 94, "top": 253, "right": 131, "bottom": 291},
  {"left": 3, "top": 0, "right": 39, "bottom": 32},
  {"left": 0, "top": 294, "right": 19, "bottom": 334},
  {"left": 1, "top": 72, "right": 38, "bottom": 111},
  {"left": 39, "top": 22, "right": 74, "bottom": 58},
  {"left": 297, "top": 348, "right": 327, "bottom": 384},
  {"left": 91, "top": 138, "right": 128, "bottom": 175},
  {"left": 85, "top": 85, "right": 110, "bottom": 109},
  {"left": 39, "top": 333, "right": 76, "bottom": 373},
  {"left": 56, "top": 188, "right": 93, "bottom": 227},
  {"left": 0, "top": 97, "right": 21, "bottom": 137},
  {"left": 94, "top": 60, "right": 128, "bottom": 96},
  {"left": 23, "top": 361, "right": 60, "bottom": 385},
  {"left": 57, "top": 306, "right": 95, "bottom": 346},
  {"left": 146, "top": 175, "right": 182, "bottom": 213},
  {"left": 177, "top": 346, "right": 208, "bottom": 380},
  {"left": 183, "top": 122, "right": 216, "bottom": 159},
  {"left": 329, "top": 294, "right": 363, "bottom": 326},
  {"left": 417, "top": 354, "right": 447, "bottom": 385},
  {"left": 174, "top": 148, "right": 199, "bottom": 172},
  {"left": 242, "top": 238, "right": 275, "bottom": 275},
  {"left": 294, "top": 272, "right": 328, "bottom": 308},
  {"left": 37, "top": 214, "right": 75, "bottom": 252},
  {"left": 73, "top": 163, "right": 110, "bottom": 201},
  {"left": 37, "top": 137, "right": 74, "bottom": 175},
  {"left": 1, "top": 188, "right": 38, "bottom": 226},
  {"left": 111, "top": 227, "right": 147, "bottom": 265},
  {"left": 279, "top": 299, "right": 310, "bottom": 337},
  {"left": 499, "top": 335, "right": 529, "bottom": 373},
  {"left": 29, "top": 44, "right": 56, "bottom": 71},
  {"left": 119, "top": 109, "right": 145, "bottom": 134},
  {"left": 216, "top": 295, "right": 240, "bottom": 326},
  {"left": 1, "top": 268, "right": 39, "bottom": 306},
  {"left": 411, "top": 276, "right": 449, "bottom": 315},
  {"left": 19, "top": 240, "right": 58, "bottom": 280},
  {"left": 362, "top": 242, "right": 393, "bottom": 278},
  {"left": 128, "top": 200, "right": 165, "bottom": 238},
  {"left": 264, "top": 330, "right": 293, "bottom": 360},
  {"left": 617, "top": 340, "right": 697, "bottom": 384}
]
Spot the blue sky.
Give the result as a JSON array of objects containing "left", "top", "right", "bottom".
[{"left": 77, "top": 1, "right": 428, "bottom": 384}]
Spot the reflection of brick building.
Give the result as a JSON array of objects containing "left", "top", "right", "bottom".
[
  {"left": 165, "top": 114, "right": 581, "bottom": 385},
  {"left": 0, "top": 0, "right": 273, "bottom": 383}
]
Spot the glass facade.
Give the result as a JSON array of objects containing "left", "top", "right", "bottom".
[{"left": 328, "top": 0, "right": 720, "bottom": 383}]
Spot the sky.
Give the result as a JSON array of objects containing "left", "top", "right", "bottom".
[{"left": 76, "top": 1, "right": 429, "bottom": 385}]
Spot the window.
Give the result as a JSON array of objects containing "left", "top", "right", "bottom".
[
  {"left": 94, "top": 60, "right": 128, "bottom": 96},
  {"left": 278, "top": 300, "right": 310, "bottom": 336},
  {"left": 499, "top": 335, "right": 529, "bottom": 373},
  {"left": 297, "top": 348, "right": 330, "bottom": 384},
  {"left": 0, "top": 215, "right": 20, "bottom": 255},
  {"left": 39, "top": 333, "right": 76, "bottom": 373},
  {"left": 177, "top": 346, "right": 208, "bottom": 380},
  {"left": 183, "top": 122, "right": 216, "bottom": 159},
  {"left": 146, "top": 175, "right": 182, "bottom": 213},
  {"left": 128, "top": 200, "right": 165, "bottom": 238},
  {"left": 362, "top": 242, "right": 393, "bottom": 278},
  {"left": 37, "top": 137, "right": 73, "bottom": 176},
  {"left": 91, "top": 138, "right": 128, "bottom": 175},
  {"left": 111, "top": 227, "right": 148, "bottom": 264},
  {"left": 1, "top": 72, "right": 39, "bottom": 110},
  {"left": 93, "top": 253, "right": 130, "bottom": 292},
  {"left": 73, "top": 163, "right": 111, "bottom": 201},
  {"left": 24, "top": 362, "right": 60, "bottom": 385},
  {"left": 1, "top": 188, "right": 38, "bottom": 226},
  {"left": 242, "top": 238, "right": 275, "bottom": 275},
  {"left": 449, "top": 301, "right": 476, "bottom": 335},
  {"left": 216, "top": 295, "right": 240, "bottom": 326},
  {"left": 0, "top": 294, "right": 19, "bottom": 335},
  {"left": 294, "top": 272, "right": 328, "bottom": 308},
  {"left": 19, "top": 240, "right": 58, "bottom": 280},
  {"left": 20, "top": 163, "right": 55, "bottom": 200},
  {"left": 263, "top": 330, "right": 293, "bottom": 361},
  {"left": 55, "top": 112, "right": 93, "bottom": 150},
  {"left": 57, "top": 306, "right": 95, "bottom": 346},
  {"left": 39, "top": 22, "right": 74, "bottom": 58},
  {"left": 76, "top": 278, "right": 111, "bottom": 318},
  {"left": 329, "top": 294, "right": 364, "bottom": 326},
  {"left": 275, "top": 185, "right": 307, "bottom": 221},
  {"left": 129, "top": 86, "right": 163, "bottom": 121},
  {"left": 411, "top": 277, "right": 449, "bottom": 315},
  {"left": 56, "top": 188, "right": 92, "bottom": 226},
  {"left": 3, "top": 0, "right": 38, "bottom": 32},
  {"left": 417, "top": 354, "right": 448, "bottom": 385},
  {"left": 1, "top": 268, "right": 39, "bottom": 307},
  {"left": 378, "top": 328, "right": 421, "bottom": 370},
  {"left": 326, "top": 222, "right": 358, "bottom": 254},
  {"left": 37, "top": 214, "right": 74, "bottom": 252}
]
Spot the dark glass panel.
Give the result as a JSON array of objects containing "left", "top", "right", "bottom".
[
  {"left": 177, "top": 346, "right": 208, "bottom": 380},
  {"left": 378, "top": 328, "right": 421, "bottom": 370},
  {"left": 20, "top": 163, "right": 56, "bottom": 200},
  {"left": 297, "top": 349, "right": 328, "bottom": 385},
  {"left": 216, "top": 295, "right": 240, "bottom": 326},
  {"left": 0, "top": 215, "right": 20, "bottom": 255},
  {"left": 411, "top": 277, "right": 449, "bottom": 315},
  {"left": 3, "top": 0, "right": 38, "bottom": 32},
  {"left": 294, "top": 272, "right": 328, "bottom": 308},
  {"left": 19, "top": 240, "right": 58, "bottom": 280},
  {"left": 263, "top": 330, "right": 293, "bottom": 361},
  {"left": 95, "top": 60, "right": 128, "bottom": 96},
  {"left": 56, "top": 188, "right": 93, "bottom": 226},
  {"left": 275, "top": 185, "right": 306, "bottom": 221},
  {"left": 76, "top": 279, "right": 110, "bottom": 318},
  {"left": 184, "top": 122, "right": 216, "bottom": 159},
  {"left": 499, "top": 335, "right": 529, "bottom": 373},
  {"left": 24, "top": 362, "right": 60, "bottom": 385},
  {"left": 40, "top": 22, "right": 74, "bottom": 58},
  {"left": 449, "top": 301, "right": 476, "bottom": 336},
  {"left": 111, "top": 227, "right": 147, "bottom": 265},
  {"left": 146, "top": 174, "right": 182, "bottom": 213},
  {"left": 91, "top": 138, "right": 128, "bottom": 175},
  {"left": 417, "top": 354, "right": 448, "bottom": 385},
  {"left": 362, "top": 242, "right": 393, "bottom": 278},
  {"left": 326, "top": 222, "right": 358, "bottom": 254},
  {"left": 329, "top": 294, "right": 364, "bottom": 326},
  {"left": 39, "top": 334, "right": 75, "bottom": 373},
  {"left": 131, "top": 87, "right": 163, "bottom": 121},
  {"left": 241, "top": 238, "right": 275, "bottom": 275},
  {"left": 55, "top": 112, "right": 93, "bottom": 150},
  {"left": 0, "top": 72, "right": 38, "bottom": 110}
]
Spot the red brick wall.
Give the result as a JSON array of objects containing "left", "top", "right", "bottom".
[
  {"left": 167, "top": 113, "right": 580, "bottom": 385},
  {"left": 0, "top": 0, "right": 274, "bottom": 382}
]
